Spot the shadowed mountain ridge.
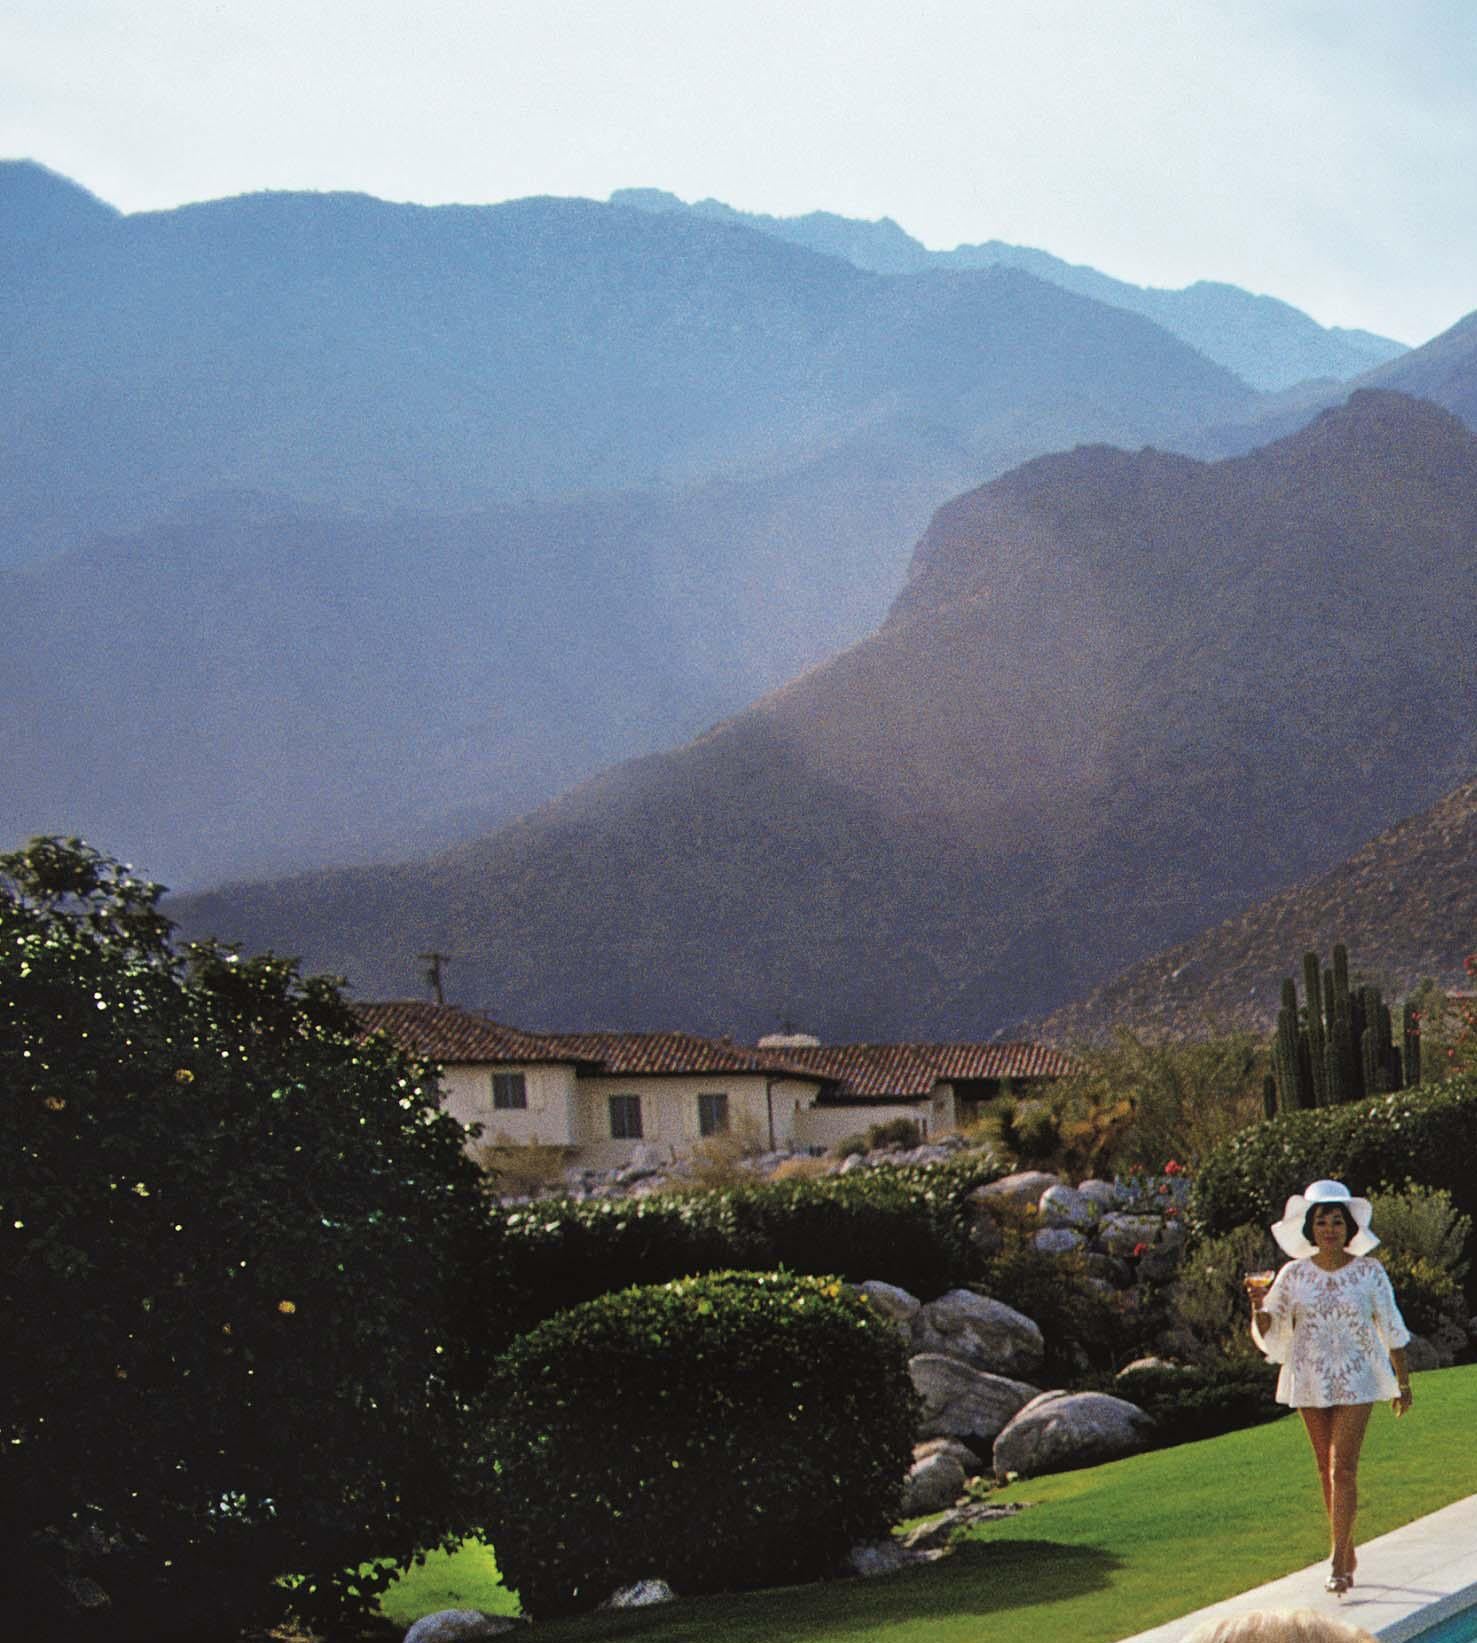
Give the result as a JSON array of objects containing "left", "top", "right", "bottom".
[{"left": 170, "top": 390, "right": 1477, "bottom": 1039}]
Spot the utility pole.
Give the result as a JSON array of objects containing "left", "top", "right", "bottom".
[{"left": 418, "top": 951, "right": 451, "bottom": 1006}]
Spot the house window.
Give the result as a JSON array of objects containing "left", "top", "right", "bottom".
[
  {"left": 492, "top": 1072, "right": 527, "bottom": 1110},
  {"left": 609, "top": 1094, "right": 643, "bottom": 1140},
  {"left": 698, "top": 1092, "right": 729, "bottom": 1137}
]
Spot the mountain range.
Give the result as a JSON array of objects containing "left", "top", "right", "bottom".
[
  {"left": 1, "top": 159, "right": 1257, "bottom": 566},
  {"left": 171, "top": 390, "right": 1477, "bottom": 1041},
  {"left": 611, "top": 188, "right": 1407, "bottom": 391},
  {"left": 2, "top": 158, "right": 1291, "bottom": 885}
]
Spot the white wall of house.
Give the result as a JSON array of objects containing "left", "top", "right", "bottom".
[
  {"left": 570, "top": 1073, "right": 824, "bottom": 1169},
  {"left": 436, "top": 1061, "right": 581, "bottom": 1146},
  {"left": 792, "top": 1087, "right": 954, "bottom": 1150}
]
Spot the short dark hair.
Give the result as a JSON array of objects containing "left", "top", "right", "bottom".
[{"left": 1302, "top": 1202, "right": 1356, "bottom": 1245}]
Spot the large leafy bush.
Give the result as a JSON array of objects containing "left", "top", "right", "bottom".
[
  {"left": 0, "top": 839, "right": 492, "bottom": 1640},
  {"left": 485, "top": 1270, "right": 918, "bottom": 1617}
]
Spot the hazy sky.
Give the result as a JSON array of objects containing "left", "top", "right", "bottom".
[{"left": 5, "top": 0, "right": 1474, "bottom": 345}]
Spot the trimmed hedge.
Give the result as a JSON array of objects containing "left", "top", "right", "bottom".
[
  {"left": 1188, "top": 1074, "right": 1477, "bottom": 1286},
  {"left": 484, "top": 1270, "right": 919, "bottom": 1617},
  {"left": 477, "top": 1156, "right": 1004, "bottom": 1353},
  {"left": 1112, "top": 1363, "right": 1284, "bottom": 1448}
]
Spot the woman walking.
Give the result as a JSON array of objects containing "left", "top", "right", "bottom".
[{"left": 1245, "top": 1180, "right": 1412, "bottom": 1595}]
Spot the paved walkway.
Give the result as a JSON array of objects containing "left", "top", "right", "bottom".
[{"left": 1117, "top": 1492, "right": 1477, "bottom": 1643}]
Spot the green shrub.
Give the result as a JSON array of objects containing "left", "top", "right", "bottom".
[
  {"left": 1368, "top": 1183, "right": 1472, "bottom": 1284},
  {"left": 482, "top": 1155, "right": 1005, "bottom": 1350},
  {"left": 1112, "top": 1363, "right": 1284, "bottom": 1448},
  {"left": 1188, "top": 1074, "right": 1477, "bottom": 1302},
  {"left": 1373, "top": 1251, "right": 1468, "bottom": 1342},
  {"left": 1167, "top": 1223, "right": 1281, "bottom": 1364},
  {"left": 0, "top": 840, "right": 491, "bottom": 1640},
  {"left": 485, "top": 1271, "right": 918, "bottom": 1618},
  {"left": 865, "top": 1115, "right": 922, "bottom": 1151}
]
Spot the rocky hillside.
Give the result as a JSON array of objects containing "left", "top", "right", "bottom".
[
  {"left": 171, "top": 390, "right": 1477, "bottom": 1041},
  {"left": 1030, "top": 775, "right": 1477, "bottom": 1043}
]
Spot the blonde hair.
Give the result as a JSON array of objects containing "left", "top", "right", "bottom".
[{"left": 1183, "top": 1612, "right": 1378, "bottom": 1643}]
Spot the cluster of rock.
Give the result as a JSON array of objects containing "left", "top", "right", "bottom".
[
  {"left": 859, "top": 1279, "right": 1156, "bottom": 1515},
  {"left": 968, "top": 1166, "right": 1192, "bottom": 1280}
]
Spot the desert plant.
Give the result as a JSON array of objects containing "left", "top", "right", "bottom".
[
  {"left": 1267, "top": 944, "right": 1419, "bottom": 1113},
  {"left": 484, "top": 1270, "right": 918, "bottom": 1617},
  {"left": 0, "top": 838, "right": 492, "bottom": 1641},
  {"left": 1053, "top": 1030, "right": 1265, "bottom": 1175}
]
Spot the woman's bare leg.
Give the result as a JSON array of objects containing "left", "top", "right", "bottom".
[
  {"left": 1299, "top": 1405, "right": 1335, "bottom": 1528},
  {"left": 1327, "top": 1403, "right": 1374, "bottom": 1578}
]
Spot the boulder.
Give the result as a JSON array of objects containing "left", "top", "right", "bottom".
[
  {"left": 899, "top": 1452, "right": 967, "bottom": 1516},
  {"left": 860, "top": 1279, "right": 921, "bottom": 1335},
  {"left": 601, "top": 1579, "right": 676, "bottom": 1609},
  {"left": 972, "top": 1171, "right": 1061, "bottom": 1209},
  {"left": 993, "top": 1390, "right": 1155, "bottom": 1482},
  {"left": 1039, "top": 1184, "right": 1101, "bottom": 1229},
  {"left": 1033, "top": 1227, "right": 1085, "bottom": 1256},
  {"left": 913, "top": 1435, "right": 986, "bottom": 1475},
  {"left": 909, "top": 1353, "right": 1040, "bottom": 1446},
  {"left": 404, "top": 1612, "right": 522, "bottom": 1642},
  {"left": 912, "top": 1290, "right": 1045, "bottom": 1379},
  {"left": 1097, "top": 1212, "right": 1164, "bottom": 1257},
  {"left": 1117, "top": 1356, "right": 1182, "bottom": 1378},
  {"left": 1076, "top": 1178, "right": 1122, "bottom": 1209}
]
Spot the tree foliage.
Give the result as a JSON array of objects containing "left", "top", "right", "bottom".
[{"left": 0, "top": 838, "right": 492, "bottom": 1640}]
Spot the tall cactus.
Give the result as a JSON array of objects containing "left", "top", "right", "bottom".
[
  {"left": 1264, "top": 944, "right": 1415, "bottom": 1116},
  {"left": 1403, "top": 999, "right": 1422, "bottom": 1086}
]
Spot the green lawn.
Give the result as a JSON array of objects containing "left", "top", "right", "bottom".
[{"left": 380, "top": 1363, "right": 1477, "bottom": 1642}]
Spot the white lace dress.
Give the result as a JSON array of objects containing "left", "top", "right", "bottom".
[{"left": 1252, "top": 1256, "right": 1410, "bottom": 1407}]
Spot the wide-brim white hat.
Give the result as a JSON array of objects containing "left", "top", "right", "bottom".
[{"left": 1271, "top": 1178, "right": 1378, "bottom": 1257}]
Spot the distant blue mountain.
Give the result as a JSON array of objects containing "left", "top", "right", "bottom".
[
  {"left": 2, "top": 160, "right": 1257, "bottom": 566},
  {"left": 611, "top": 187, "right": 1407, "bottom": 391}
]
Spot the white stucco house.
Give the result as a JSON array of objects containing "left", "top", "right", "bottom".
[{"left": 356, "top": 1001, "right": 1076, "bottom": 1169}]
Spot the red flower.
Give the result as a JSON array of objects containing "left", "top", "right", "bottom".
[
  {"left": 1163, "top": 1159, "right": 1183, "bottom": 1175},
  {"left": 1132, "top": 1241, "right": 1149, "bottom": 1257}
]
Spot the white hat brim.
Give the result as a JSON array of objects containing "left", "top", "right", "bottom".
[{"left": 1271, "top": 1187, "right": 1378, "bottom": 1258}]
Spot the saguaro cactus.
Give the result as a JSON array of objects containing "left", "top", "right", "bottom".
[{"left": 1266, "top": 945, "right": 1415, "bottom": 1116}]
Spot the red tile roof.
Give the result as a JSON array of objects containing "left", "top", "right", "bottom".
[
  {"left": 536, "top": 1030, "right": 830, "bottom": 1082},
  {"left": 354, "top": 1003, "right": 1072, "bottom": 1099},
  {"left": 354, "top": 1004, "right": 828, "bottom": 1082},
  {"left": 353, "top": 1001, "right": 581, "bottom": 1066},
  {"left": 767, "top": 1042, "right": 1077, "bottom": 1100}
]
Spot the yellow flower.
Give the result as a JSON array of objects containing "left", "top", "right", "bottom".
[
  {"left": 174, "top": 1068, "right": 195, "bottom": 1084},
  {"left": 277, "top": 1300, "right": 297, "bottom": 1316},
  {"left": 44, "top": 1096, "right": 66, "bottom": 1111}
]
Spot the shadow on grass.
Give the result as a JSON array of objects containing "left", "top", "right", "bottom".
[{"left": 529, "top": 1539, "right": 1124, "bottom": 1643}]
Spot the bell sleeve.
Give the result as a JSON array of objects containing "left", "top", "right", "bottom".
[
  {"left": 1251, "top": 1262, "right": 1296, "bottom": 1364},
  {"left": 1370, "top": 1260, "right": 1412, "bottom": 1352}
]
